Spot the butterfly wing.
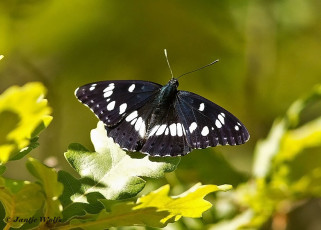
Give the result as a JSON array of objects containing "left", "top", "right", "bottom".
[
  {"left": 175, "top": 90, "right": 250, "bottom": 149},
  {"left": 140, "top": 103, "right": 191, "bottom": 157},
  {"left": 75, "top": 80, "right": 162, "bottom": 126},
  {"left": 75, "top": 80, "right": 162, "bottom": 152},
  {"left": 75, "top": 80, "right": 249, "bottom": 157}
]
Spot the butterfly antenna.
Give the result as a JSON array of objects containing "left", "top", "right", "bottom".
[
  {"left": 164, "top": 49, "right": 174, "bottom": 79},
  {"left": 177, "top": 59, "right": 219, "bottom": 79}
]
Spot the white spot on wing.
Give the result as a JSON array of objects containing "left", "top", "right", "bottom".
[
  {"left": 235, "top": 125, "right": 240, "bottom": 131},
  {"left": 189, "top": 122, "right": 197, "bottom": 133},
  {"left": 126, "top": 111, "right": 138, "bottom": 121},
  {"left": 177, "top": 123, "right": 183, "bottom": 137},
  {"left": 149, "top": 125, "right": 160, "bottom": 136},
  {"left": 106, "top": 101, "right": 115, "bottom": 111},
  {"left": 89, "top": 84, "right": 97, "bottom": 91},
  {"left": 169, "top": 123, "right": 177, "bottom": 136},
  {"left": 104, "top": 90, "right": 113, "bottom": 98},
  {"left": 119, "top": 103, "right": 127, "bottom": 114},
  {"left": 165, "top": 127, "right": 169, "bottom": 135},
  {"left": 215, "top": 119, "right": 222, "bottom": 128},
  {"left": 218, "top": 114, "right": 225, "bottom": 125},
  {"left": 139, "top": 121, "right": 146, "bottom": 138},
  {"left": 220, "top": 112, "right": 226, "bottom": 117},
  {"left": 131, "top": 118, "right": 137, "bottom": 125},
  {"left": 201, "top": 126, "right": 209, "bottom": 136},
  {"left": 198, "top": 103, "right": 205, "bottom": 111},
  {"left": 103, "top": 83, "right": 115, "bottom": 92},
  {"left": 156, "top": 124, "right": 167, "bottom": 135},
  {"left": 135, "top": 117, "right": 143, "bottom": 131},
  {"left": 128, "top": 84, "right": 135, "bottom": 92}
]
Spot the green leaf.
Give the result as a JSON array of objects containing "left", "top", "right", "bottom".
[
  {"left": 58, "top": 170, "right": 105, "bottom": 221},
  {"left": 0, "top": 82, "right": 52, "bottom": 164},
  {"left": 0, "top": 177, "right": 44, "bottom": 229},
  {"left": 286, "top": 84, "right": 321, "bottom": 127},
  {"left": 26, "top": 158, "right": 63, "bottom": 219},
  {"left": 135, "top": 183, "right": 232, "bottom": 223},
  {"left": 63, "top": 121, "right": 180, "bottom": 201}
]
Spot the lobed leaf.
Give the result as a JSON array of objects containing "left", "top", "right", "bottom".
[
  {"left": 26, "top": 158, "right": 63, "bottom": 220},
  {"left": 0, "top": 177, "right": 44, "bottom": 229},
  {"left": 67, "top": 203, "right": 169, "bottom": 230},
  {"left": 61, "top": 121, "right": 180, "bottom": 203},
  {"left": 135, "top": 183, "right": 232, "bottom": 223},
  {"left": 58, "top": 183, "right": 231, "bottom": 230},
  {"left": 0, "top": 82, "right": 52, "bottom": 164},
  {"left": 58, "top": 170, "right": 105, "bottom": 221}
]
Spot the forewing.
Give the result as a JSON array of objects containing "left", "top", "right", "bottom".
[
  {"left": 75, "top": 80, "right": 162, "bottom": 126},
  {"left": 176, "top": 90, "right": 250, "bottom": 149}
]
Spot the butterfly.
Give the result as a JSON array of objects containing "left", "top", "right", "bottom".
[{"left": 75, "top": 54, "right": 249, "bottom": 157}]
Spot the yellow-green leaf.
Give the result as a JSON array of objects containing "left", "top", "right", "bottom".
[
  {"left": 276, "top": 117, "right": 321, "bottom": 163},
  {"left": 0, "top": 177, "right": 44, "bottom": 229},
  {"left": 26, "top": 158, "right": 63, "bottom": 219},
  {"left": 58, "top": 183, "right": 231, "bottom": 230},
  {"left": 67, "top": 202, "right": 169, "bottom": 230},
  {"left": 135, "top": 183, "right": 232, "bottom": 223},
  {"left": 0, "top": 82, "right": 52, "bottom": 164}
]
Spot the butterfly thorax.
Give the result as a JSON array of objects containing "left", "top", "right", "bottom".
[
  {"left": 156, "top": 78, "right": 179, "bottom": 106},
  {"left": 144, "top": 78, "right": 179, "bottom": 138}
]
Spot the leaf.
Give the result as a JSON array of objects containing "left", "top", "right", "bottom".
[
  {"left": 67, "top": 202, "right": 169, "bottom": 230},
  {"left": 57, "top": 183, "right": 231, "bottom": 230},
  {"left": 0, "top": 177, "right": 44, "bottom": 229},
  {"left": 0, "top": 82, "right": 52, "bottom": 164},
  {"left": 135, "top": 183, "right": 232, "bottom": 223},
  {"left": 252, "top": 119, "right": 287, "bottom": 178},
  {"left": 58, "top": 170, "right": 105, "bottom": 222},
  {"left": 286, "top": 84, "right": 321, "bottom": 127},
  {"left": 62, "top": 121, "right": 180, "bottom": 201},
  {"left": 26, "top": 158, "right": 63, "bottom": 219},
  {"left": 276, "top": 117, "right": 321, "bottom": 163}
]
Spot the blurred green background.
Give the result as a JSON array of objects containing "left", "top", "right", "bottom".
[{"left": 1, "top": 0, "right": 321, "bottom": 229}]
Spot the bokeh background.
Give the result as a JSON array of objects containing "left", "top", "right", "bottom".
[{"left": 1, "top": 0, "right": 321, "bottom": 229}]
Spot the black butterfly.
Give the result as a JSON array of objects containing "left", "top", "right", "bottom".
[{"left": 75, "top": 62, "right": 249, "bottom": 157}]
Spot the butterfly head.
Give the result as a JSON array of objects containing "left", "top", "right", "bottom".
[{"left": 168, "top": 78, "right": 179, "bottom": 88}]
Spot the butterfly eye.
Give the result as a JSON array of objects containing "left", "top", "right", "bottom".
[{"left": 169, "top": 78, "right": 179, "bottom": 87}]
